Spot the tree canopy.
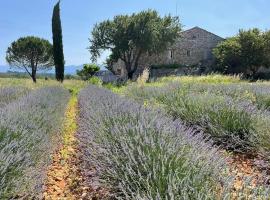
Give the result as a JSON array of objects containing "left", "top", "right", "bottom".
[
  {"left": 76, "top": 64, "right": 100, "bottom": 80},
  {"left": 213, "top": 28, "right": 270, "bottom": 78},
  {"left": 212, "top": 37, "right": 242, "bottom": 74},
  {"left": 52, "top": 0, "right": 65, "bottom": 82},
  {"left": 89, "top": 10, "right": 181, "bottom": 79},
  {"left": 6, "top": 36, "right": 53, "bottom": 82}
]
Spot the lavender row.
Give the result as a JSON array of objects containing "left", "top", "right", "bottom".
[
  {"left": 182, "top": 83, "right": 270, "bottom": 110},
  {"left": 125, "top": 82, "right": 270, "bottom": 111},
  {"left": 0, "top": 87, "right": 29, "bottom": 108},
  {"left": 77, "top": 85, "right": 269, "bottom": 199},
  {"left": 0, "top": 87, "right": 70, "bottom": 199},
  {"left": 124, "top": 83, "right": 270, "bottom": 156}
]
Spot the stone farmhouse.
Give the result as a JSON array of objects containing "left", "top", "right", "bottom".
[{"left": 111, "top": 26, "right": 224, "bottom": 78}]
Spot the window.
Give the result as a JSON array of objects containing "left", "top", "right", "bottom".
[
  {"left": 117, "top": 68, "right": 121, "bottom": 74},
  {"left": 170, "top": 50, "right": 174, "bottom": 59},
  {"left": 187, "top": 50, "right": 191, "bottom": 57},
  {"left": 192, "top": 34, "right": 199, "bottom": 39}
]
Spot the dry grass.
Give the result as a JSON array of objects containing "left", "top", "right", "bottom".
[
  {"left": 0, "top": 78, "right": 87, "bottom": 94},
  {"left": 136, "top": 67, "right": 150, "bottom": 87}
]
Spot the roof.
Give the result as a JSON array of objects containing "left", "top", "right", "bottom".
[{"left": 182, "top": 26, "right": 224, "bottom": 40}]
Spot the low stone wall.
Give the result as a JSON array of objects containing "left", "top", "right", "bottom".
[{"left": 150, "top": 67, "right": 199, "bottom": 79}]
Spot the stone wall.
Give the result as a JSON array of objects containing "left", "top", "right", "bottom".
[
  {"left": 112, "top": 26, "right": 224, "bottom": 78},
  {"left": 150, "top": 67, "right": 197, "bottom": 78}
]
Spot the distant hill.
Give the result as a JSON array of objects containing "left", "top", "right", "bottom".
[
  {"left": 0, "top": 65, "right": 106, "bottom": 75},
  {"left": 45, "top": 65, "right": 84, "bottom": 75},
  {"left": 64, "top": 65, "right": 84, "bottom": 75}
]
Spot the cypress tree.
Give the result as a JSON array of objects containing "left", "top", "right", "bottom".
[{"left": 52, "top": 1, "right": 65, "bottom": 82}]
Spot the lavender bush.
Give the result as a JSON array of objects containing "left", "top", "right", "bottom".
[
  {"left": 157, "top": 92, "right": 255, "bottom": 150},
  {"left": 78, "top": 85, "right": 269, "bottom": 199},
  {"left": 0, "top": 87, "right": 29, "bottom": 108},
  {"left": 0, "top": 87, "right": 70, "bottom": 199}
]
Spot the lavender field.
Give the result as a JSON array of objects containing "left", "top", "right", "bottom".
[
  {"left": 124, "top": 76, "right": 270, "bottom": 156},
  {"left": 1, "top": 76, "right": 270, "bottom": 199},
  {"left": 79, "top": 83, "right": 269, "bottom": 199}
]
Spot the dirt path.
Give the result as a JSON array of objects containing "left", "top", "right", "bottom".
[
  {"left": 225, "top": 152, "right": 270, "bottom": 197},
  {"left": 43, "top": 96, "right": 87, "bottom": 200}
]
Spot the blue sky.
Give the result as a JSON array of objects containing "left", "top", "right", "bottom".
[{"left": 0, "top": 0, "right": 269, "bottom": 66}]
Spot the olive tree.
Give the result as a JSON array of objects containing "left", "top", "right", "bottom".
[
  {"left": 6, "top": 36, "right": 53, "bottom": 83},
  {"left": 89, "top": 10, "right": 181, "bottom": 79},
  {"left": 76, "top": 64, "right": 100, "bottom": 80}
]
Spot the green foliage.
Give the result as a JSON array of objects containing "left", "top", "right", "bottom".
[
  {"left": 213, "top": 37, "right": 242, "bottom": 73},
  {"left": 76, "top": 64, "right": 100, "bottom": 80},
  {"left": 213, "top": 28, "right": 270, "bottom": 78},
  {"left": 103, "top": 82, "right": 125, "bottom": 93},
  {"left": 88, "top": 76, "right": 102, "bottom": 86},
  {"left": 89, "top": 10, "right": 181, "bottom": 79},
  {"left": 52, "top": 1, "right": 65, "bottom": 82},
  {"left": 263, "top": 30, "right": 270, "bottom": 67},
  {"left": 238, "top": 29, "right": 266, "bottom": 76},
  {"left": 6, "top": 36, "right": 53, "bottom": 83}
]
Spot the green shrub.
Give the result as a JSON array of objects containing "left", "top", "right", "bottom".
[
  {"left": 77, "top": 64, "right": 100, "bottom": 80},
  {"left": 88, "top": 76, "right": 102, "bottom": 86}
]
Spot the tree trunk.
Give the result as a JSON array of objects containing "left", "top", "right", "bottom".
[
  {"left": 32, "top": 68, "right": 37, "bottom": 83},
  {"left": 124, "top": 51, "right": 142, "bottom": 80},
  {"left": 127, "top": 71, "right": 133, "bottom": 79},
  {"left": 125, "top": 61, "right": 133, "bottom": 80},
  {"left": 32, "top": 75, "right": 37, "bottom": 83},
  {"left": 131, "top": 50, "right": 142, "bottom": 80}
]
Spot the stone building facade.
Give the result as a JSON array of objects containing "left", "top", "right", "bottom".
[{"left": 112, "top": 26, "right": 224, "bottom": 78}]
